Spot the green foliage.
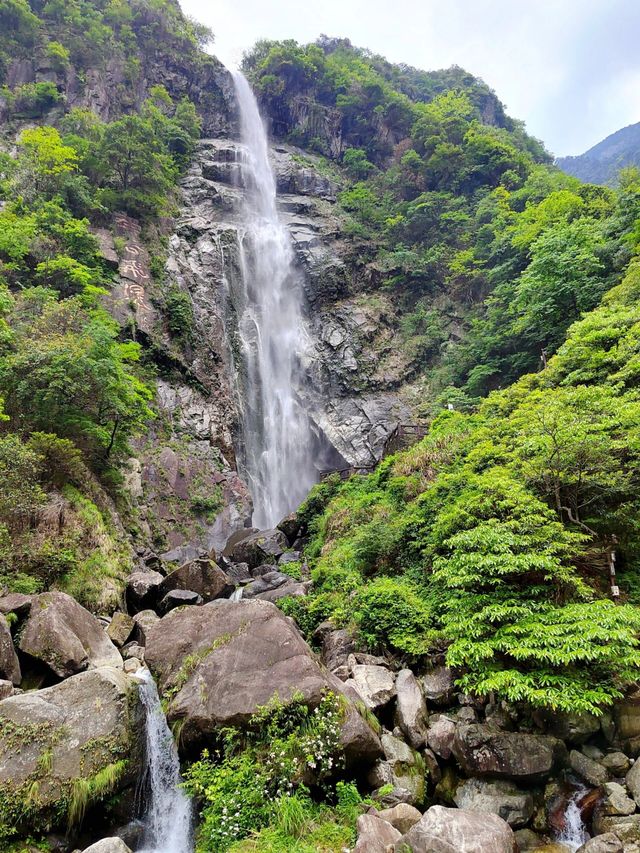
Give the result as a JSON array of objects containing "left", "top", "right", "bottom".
[
  {"left": 352, "top": 577, "right": 437, "bottom": 655},
  {"left": 184, "top": 693, "right": 349, "bottom": 853},
  {"left": 165, "top": 285, "right": 194, "bottom": 344}
]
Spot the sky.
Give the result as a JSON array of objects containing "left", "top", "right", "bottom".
[{"left": 180, "top": 0, "right": 640, "bottom": 157}]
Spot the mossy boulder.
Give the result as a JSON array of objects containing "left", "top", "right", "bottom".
[{"left": 0, "top": 667, "right": 143, "bottom": 842}]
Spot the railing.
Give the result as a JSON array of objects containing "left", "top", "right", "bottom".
[{"left": 319, "top": 423, "right": 429, "bottom": 482}]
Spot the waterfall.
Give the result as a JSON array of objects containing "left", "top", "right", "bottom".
[
  {"left": 137, "top": 669, "right": 193, "bottom": 853},
  {"left": 231, "top": 71, "right": 318, "bottom": 529},
  {"left": 555, "top": 783, "right": 590, "bottom": 850}
]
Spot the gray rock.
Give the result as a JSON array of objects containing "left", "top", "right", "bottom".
[
  {"left": 144, "top": 599, "right": 381, "bottom": 764},
  {"left": 0, "top": 668, "right": 142, "bottom": 833},
  {"left": 514, "top": 828, "right": 553, "bottom": 850},
  {"left": 0, "top": 613, "right": 20, "bottom": 685},
  {"left": 453, "top": 723, "right": 565, "bottom": 782},
  {"left": 614, "top": 692, "right": 640, "bottom": 745},
  {"left": 570, "top": 749, "right": 609, "bottom": 787},
  {"left": 277, "top": 512, "right": 300, "bottom": 543},
  {"left": 0, "top": 592, "right": 32, "bottom": 616},
  {"left": 600, "top": 781, "right": 636, "bottom": 816},
  {"left": 422, "top": 667, "right": 456, "bottom": 706},
  {"left": 224, "top": 562, "right": 251, "bottom": 584},
  {"left": 398, "top": 804, "right": 516, "bottom": 852},
  {"left": 626, "top": 759, "right": 640, "bottom": 806},
  {"left": 158, "top": 589, "right": 203, "bottom": 613},
  {"left": 157, "top": 558, "right": 233, "bottom": 602},
  {"left": 534, "top": 710, "right": 600, "bottom": 744},
  {"left": 394, "top": 669, "right": 428, "bottom": 750},
  {"left": 107, "top": 612, "right": 135, "bottom": 647},
  {"left": 428, "top": 717, "right": 456, "bottom": 760},
  {"left": 592, "top": 815, "right": 640, "bottom": 847},
  {"left": 82, "top": 839, "right": 133, "bottom": 853},
  {"left": 132, "top": 610, "right": 159, "bottom": 645},
  {"left": 376, "top": 802, "right": 422, "bottom": 834},
  {"left": 122, "top": 643, "right": 145, "bottom": 661},
  {"left": 453, "top": 777, "right": 535, "bottom": 828},
  {"left": 225, "top": 528, "right": 288, "bottom": 567},
  {"left": 19, "top": 591, "right": 121, "bottom": 678},
  {"left": 0, "top": 679, "right": 13, "bottom": 700},
  {"left": 320, "top": 626, "right": 357, "bottom": 673},
  {"left": 125, "top": 570, "right": 164, "bottom": 611},
  {"left": 353, "top": 812, "right": 402, "bottom": 852},
  {"left": 241, "top": 571, "right": 307, "bottom": 602},
  {"left": 368, "top": 732, "right": 425, "bottom": 807},
  {"left": 601, "top": 752, "right": 631, "bottom": 776},
  {"left": 351, "top": 664, "right": 396, "bottom": 710},
  {"left": 576, "top": 833, "right": 624, "bottom": 853}
]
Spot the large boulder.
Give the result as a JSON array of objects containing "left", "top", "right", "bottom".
[
  {"left": 577, "top": 834, "right": 624, "bottom": 853},
  {"left": 349, "top": 664, "right": 396, "bottom": 710},
  {"left": 82, "top": 840, "right": 133, "bottom": 853},
  {"left": 368, "top": 732, "right": 426, "bottom": 807},
  {"left": 125, "top": 570, "right": 164, "bottom": 612},
  {"left": 107, "top": 612, "right": 135, "bottom": 648},
  {"left": 376, "top": 802, "right": 422, "bottom": 834},
  {"left": 428, "top": 716, "right": 456, "bottom": 760},
  {"left": 398, "top": 804, "right": 516, "bottom": 852},
  {"left": 453, "top": 777, "right": 535, "bottom": 828},
  {"left": 157, "top": 558, "right": 233, "bottom": 602},
  {"left": 394, "top": 669, "right": 428, "bottom": 749},
  {"left": 225, "top": 528, "right": 288, "bottom": 568},
  {"left": 0, "top": 667, "right": 142, "bottom": 835},
  {"left": 0, "top": 593, "right": 32, "bottom": 617},
  {"left": 241, "top": 570, "right": 307, "bottom": 602},
  {"left": 626, "top": 758, "right": 640, "bottom": 807},
  {"left": 569, "top": 749, "right": 609, "bottom": 787},
  {"left": 0, "top": 613, "right": 20, "bottom": 685},
  {"left": 353, "top": 812, "right": 401, "bottom": 852},
  {"left": 614, "top": 691, "right": 640, "bottom": 745},
  {"left": 453, "top": 723, "right": 565, "bottom": 782},
  {"left": 18, "top": 592, "right": 121, "bottom": 678},
  {"left": 422, "top": 667, "right": 455, "bottom": 707},
  {"left": 144, "top": 599, "right": 381, "bottom": 762}
]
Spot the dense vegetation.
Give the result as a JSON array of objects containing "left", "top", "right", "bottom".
[
  {"left": 0, "top": 0, "right": 202, "bottom": 605},
  {"left": 246, "top": 39, "right": 640, "bottom": 401},
  {"left": 283, "top": 254, "right": 640, "bottom": 714}
]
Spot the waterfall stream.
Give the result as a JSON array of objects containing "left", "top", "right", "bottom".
[
  {"left": 138, "top": 669, "right": 193, "bottom": 853},
  {"left": 231, "top": 71, "right": 318, "bottom": 529},
  {"left": 555, "top": 783, "right": 589, "bottom": 850}
]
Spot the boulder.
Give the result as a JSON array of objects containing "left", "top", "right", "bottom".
[
  {"left": 599, "top": 781, "right": 636, "bottom": 816},
  {"left": 534, "top": 710, "right": 600, "bottom": 745},
  {"left": 601, "top": 751, "right": 631, "bottom": 776},
  {"left": 0, "top": 679, "right": 13, "bottom": 700},
  {"left": 398, "top": 804, "right": 516, "bottom": 852},
  {"left": 0, "top": 592, "right": 32, "bottom": 617},
  {"left": 144, "top": 599, "right": 381, "bottom": 761},
  {"left": 422, "top": 667, "right": 455, "bottom": 706},
  {"left": 368, "top": 732, "right": 425, "bottom": 807},
  {"left": 0, "top": 668, "right": 142, "bottom": 834},
  {"left": 241, "top": 570, "right": 307, "bottom": 602},
  {"left": 82, "top": 839, "right": 133, "bottom": 853},
  {"left": 132, "top": 610, "right": 159, "bottom": 645},
  {"left": 354, "top": 813, "right": 401, "bottom": 852},
  {"left": 224, "top": 562, "right": 251, "bottom": 584},
  {"left": 453, "top": 777, "right": 535, "bottom": 828},
  {"left": 394, "top": 669, "right": 428, "bottom": 750},
  {"left": 350, "top": 664, "right": 396, "bottom": 710},
  {"left": 158, "top": 589, "right": 203, "bottom": 614},
  {"left": 428, "top": 716, "right": 456, "bottom": 760},
  {"left": 277, "top": 512, "right": 300, "bottom": 543},
  {"left": 453, "top": 723, "right": 565, "bottom": 782},
  {"left": 319, "top": 626, "right": 357, "bottom": 673},
  {"left": 0, "top": 613, "right": 20, "bottom": 685},
  {"left": 107, "top": 612, "right": 135, "bottom": 648},
  {"left": 592, "top": 815, "right": 640, "bottom": 847},
  {"left": 125, "top": 570, "right": 164, "bottom": 611},
  {"left": 576, "top": 834, "right": 624, "bottom": 853},
  {"left": 19, "top": 591, "right": 121, "bottom": 678},
  {"left": 225, "top": 528, "right": 288, "bottom": 568},
  {"left": 376, "top": 802, "right": 422, "bottom": 834},
  {"left": 157, "top": 558, "right": 233, "bottom": 603},
  {"left": 570, "top": 749, "right": 609, "bottom": 787},
  {"left": 626, "top": 759, "right": 640, "bottom": 806}
]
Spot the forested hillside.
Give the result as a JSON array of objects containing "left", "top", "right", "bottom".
[{"left": 1, "top": 8, "right": 640, "bottom": 853}]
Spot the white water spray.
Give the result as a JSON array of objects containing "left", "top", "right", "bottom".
[
  {"left": 555, "top": 784, "right": 589, "bottom": 851},
  {"left": 138, "top": 669, "right": 193, "bottom": 853},
  {"left": 232, "top": 71, "right": 318, "bottom": 528}
]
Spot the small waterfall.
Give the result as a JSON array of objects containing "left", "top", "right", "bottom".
[
  {"left": 231, "top": 71, "right": 318, "bottom": 529},
  {"left": 138, "top": 669, "right": 193, "bottom": 853},
  {"left": 555, "top": 783, "right": 590, "bottom": 850}
]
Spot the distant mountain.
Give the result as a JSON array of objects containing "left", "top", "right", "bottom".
[{"left": 557, "top": 121, "right": 640, "bottom": 185}]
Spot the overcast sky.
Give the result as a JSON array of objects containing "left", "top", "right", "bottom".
[{"left": 180, "top": 0, "right": 640, "bottom": 157}]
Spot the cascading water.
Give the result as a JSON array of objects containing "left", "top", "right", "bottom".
[
  {"left": 138, "top": 668, "right": 193, "bottom": 853},
  {"left": 555, "top": 783, "right": 590, "bottom": 851},
  {"left": 231, "top": 71, "right": 318, "bottom": 529}
]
